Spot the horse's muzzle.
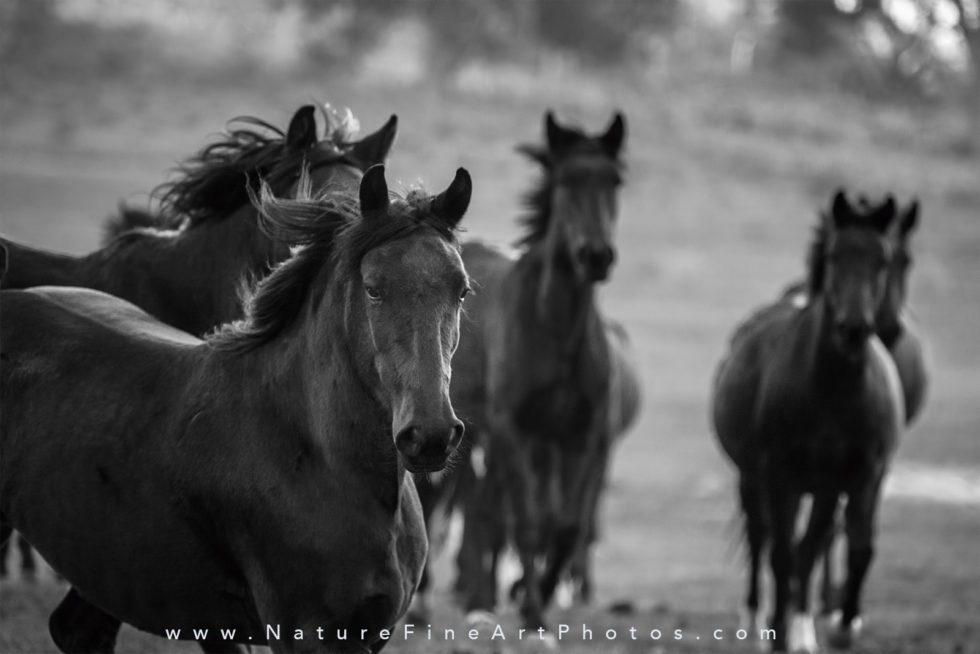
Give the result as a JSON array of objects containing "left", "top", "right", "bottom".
[
  {"left": 395, "top": 421, "right": 464, "bottom": 472},
  {"left": 577, "top": 244, "right": 616, "bottom": 282}
]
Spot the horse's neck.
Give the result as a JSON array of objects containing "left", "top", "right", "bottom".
[
  {"left": 512, "top": 246, "right": 598, "bottom": 347},
  {"left": 88, "top": 211, "right": 263, "bottom": 333},
  {"left": 0, "top": 239, "right": 83, "bottom": 289}
]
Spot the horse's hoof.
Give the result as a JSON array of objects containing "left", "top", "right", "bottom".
[
  {"left": 465, "top": 610, "right": 499, "bottom": 629},
  {"left": 555, "top": 579, "right": 574, "bottom": 609},
  {"left": 537, "top": 631, "right": 558, "bottom": 652},
  {"left": 826, "top": 611, "right": 863, "bottom": 650},
  {"left": 739, "top": 607, "right": 767, "bottom": 638},
  {"left": 788, "top": 613, "right": 818, "bottom": 653}
]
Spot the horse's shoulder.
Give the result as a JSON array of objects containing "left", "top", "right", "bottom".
[{"left": 21, "top": 287, "right": 201, "bottom": 348}]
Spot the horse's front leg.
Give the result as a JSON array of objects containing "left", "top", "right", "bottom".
[
  {"left": 789, "top": 491, "right": 838, "bottom": 653},
  {"left": 49, "top": 588, "right": 122, "bottom": 654},
  {"left": 460, "top": 474, "right": 504, "bottom": 615},
  {"left": 498, "top": 433, "right": 548, "bottom": 630},
  {"left": 539, "top": 434, "right": 606, "bottom": 608},
  {"left": 828, "top": 474, "right": 884, "bottom": 650}
]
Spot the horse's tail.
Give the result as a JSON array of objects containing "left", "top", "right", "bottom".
[{"left": 102, "top": 204, "right": 171, "bottom": 244}]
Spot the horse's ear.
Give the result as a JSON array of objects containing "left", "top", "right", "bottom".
[
  {"left": 830, "top": 189, "right": 854, "bottom": 227},
  {"left": 545, "top": 111, "right": 580, "bottom": 153},
  {"left": 432, "top": 168, "right": 472, "bottom": 229},
  {"left": 900, "top": 199, "right": 919, "bottom": 237},
  {"left": 359, "top": 165, "right": 389, "bottom": 217},
  {"left": 869, "top": 195, "right": 897, "bottom": 233},
  {"left": 348, "top": 115, "right": 398, "bottom": 171},
  {"left": 600, "top": 112, "right": 626, "bottom": 158},
  {"left": 285, "top": 105, "right": 318, "bottom": 153}
]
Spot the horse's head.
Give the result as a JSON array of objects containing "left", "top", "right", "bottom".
[
  {"left": 352, "top": 166, "right": 471, "bottom": 472},
  {"left": 519, "top": 111, "right": 626, "bottom": 282},
  {"left": 285, "top": 105, "right": 400, "bottom": 197},
  {"left": 822, "top": 191, "right": 896, "bottom": 352},
  {"left": 875, "top": 199, "right": 919, "bottom": 340},
  {"left": 259, "top": 105, "right": 398, "bottom": 260}
]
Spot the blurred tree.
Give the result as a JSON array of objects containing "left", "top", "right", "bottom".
[
  {"left": 294, "top": 0, "right": 682, "bottom": 69},
  {"left": 774, "top": 0, "right": 858, "bottom": 55},
  {"left": 948, "top": 0, "right": 980, "bottom": 145},
  {"left": 0, "top": 0, "right": 57, "bottom": 59}
]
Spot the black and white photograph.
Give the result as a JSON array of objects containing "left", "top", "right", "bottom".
[{"left": 1, "top": 1, "right": 978, "bottom": 653}]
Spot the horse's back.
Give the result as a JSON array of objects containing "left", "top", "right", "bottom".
[
  {"left": 605, "top": 319, "right": 641, "bottom": 438},
  {"left": 4, "top": 286, "right": 201, "bottom": 348},
  {"left": 889, "top": 316, "right": 929, "bottom": 425}
]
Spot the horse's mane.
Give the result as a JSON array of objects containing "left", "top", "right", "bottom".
[
  {"left": 208, "top": 173, "right": 459, "bottom": 352},
  {"left": 515, "top": 141, "right": 623, "bottom": 248},
  {"left": 805, "top": 215, "right": 829, "bottom": 297},
  {"left": 152, "top": 112, "right": 356, "bottom": 228}
]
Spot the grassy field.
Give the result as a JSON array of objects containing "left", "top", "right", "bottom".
[{"left": 1, "top": 59, "right": 979, "bottom": 654}]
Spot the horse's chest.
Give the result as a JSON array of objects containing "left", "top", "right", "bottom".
[
  {"left": 763, "top": 391, "right": 896, "bottom": 488},
  {"left": 508, "top": 357, "right": 607, "bottom": 446}
]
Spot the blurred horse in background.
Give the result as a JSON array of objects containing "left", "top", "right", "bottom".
[
  {"left": 777, "top": 197, "right": 928, "bottom": 614},
  {"left": 712, "top": 192, "right": 904, "bottom": 652},
  {"left": 0, "top": 104, "right": 398, "bottom": 586},
  {"left": 414, "top": 111, "right": 640, "bottom": 631},
  {"left": 0, "top": 165, "right": 472, "bottom": 654}
]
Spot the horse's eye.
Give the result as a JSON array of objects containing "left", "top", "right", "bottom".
[
  {"left": 365, "top": 286, "right": 383, "bottom": 302},
  {"left": 460, "top": 287, "right": 472, "bottom": 302}
]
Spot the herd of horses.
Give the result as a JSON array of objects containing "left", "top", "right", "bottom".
[{"left": 0, "top": 101, "right": 926, "bottom": 654}]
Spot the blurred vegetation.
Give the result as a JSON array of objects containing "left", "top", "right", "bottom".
[{"left": 0, "top": 0, "right": 977, "bottom": 148}]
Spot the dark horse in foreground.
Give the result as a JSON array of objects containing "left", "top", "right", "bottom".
[
  {"left": 1, "top": 165, "right": 472, "bottom": 654},
  {"left": 0, "top": 103, "right": 398, "bottom": 588},
  {"left": 712, "top": 192, "right": 905, "bottom": 652},
  {"left": 415, "top": 112, "right": 641, "bottom": 630}
]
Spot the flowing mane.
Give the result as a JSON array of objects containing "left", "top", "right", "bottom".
[
  {"left": 208, "top": 173, "right": 459, "bottom": 352},
  {"left": 805, "top": 216, "right": 829, "bottom": 297},
  {"left": 153, "top": 110, "right": 358, "bottom": 228}
]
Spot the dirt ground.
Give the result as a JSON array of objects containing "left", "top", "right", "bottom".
[{"left": 1, "top": 63, "right": 979, "bottom": 654}]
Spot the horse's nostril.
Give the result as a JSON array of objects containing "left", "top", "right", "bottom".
[
  {"left": 604, "top": 246, "right": 617, "bottom": 267},
  {"left": 395, "top": 427, "right": 422, "bottom": 458},
  {"left": 447, "top": 422, "right": 465, "bottom": 452}
]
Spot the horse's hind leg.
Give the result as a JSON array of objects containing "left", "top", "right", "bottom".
[
  {"left": 828, "top": 476, "right": 883, "bottom": 650},
  {"left": 789, "top": 491, "right": 838, "bottom": 653},
  {"left": 737, "top": 474, "right": 767, "bottom": 635},
  {"left": 49, "top": 588, "right": 121, "bottom": 654}
]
